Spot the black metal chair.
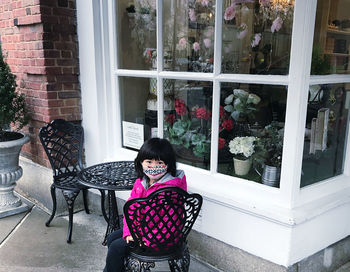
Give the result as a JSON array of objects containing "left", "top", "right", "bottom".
[
  {"left": 39, "top": 119, "right": 90, "bottom": 243},
  {"left": 123, "top": 187, "right": 203, "bottom": 272}
]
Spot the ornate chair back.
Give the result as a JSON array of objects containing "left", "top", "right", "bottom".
[
  {"left": 124, "top": 187, "right": 202, "bottom": 259},
  {"left": 39, "top": 119, "right": 88, "bottom": 243},
  {"left": 39, "top": 119, "right": 84, "bottom": 187}
]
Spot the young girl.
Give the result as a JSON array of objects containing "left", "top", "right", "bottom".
[{"left": 104, "top": 138, "right": 187, "bottom": 272}]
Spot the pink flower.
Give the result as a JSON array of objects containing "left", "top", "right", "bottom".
[
  {"left": 201, "top": 0, "right": 209, "bottom": 7},
  {"left": 193, "top": 42, "right": 200, "bottom": 52},
  {"left": 251, "top": 33, "right": 261, "bottom": 47},
  {"left": 271, "top": 17, "right": 283, "bottom": 33},
  {"left": 224, "top": 5, "right": 236, "bottom": 21},
  {"left": 259, "top": 0, "right": 270, "bottom": 7},
  {"left": 237, "top": 23, "right": 248, "bottom": 39},
  {"left": 178, "top": 37, "right": 187, "bottom": 50},
  {"left": 203, "top": 38, "right": 212, "bottom": 48},
  {"left": 196, "top": 107, "right": 211, "bottom": 120},
  {"left": 218, "top": 137, "right": 226, "bottom": 149},
  {"left": 189, "top": 9, "right": 196, "bottom": 22}
]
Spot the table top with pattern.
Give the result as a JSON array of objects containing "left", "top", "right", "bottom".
[{"left": 78, "top": 161, "right": 138, "bottom": 191}]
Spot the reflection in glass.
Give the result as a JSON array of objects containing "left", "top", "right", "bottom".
[
  {"left": 217, "top": 83, "right": 288, "bottom": 187},
  {"left": 312, "top": 0, "right": 350, "bottom": 75},
  {"left": 163, "top": 80, "right": 213, "bottom": 169},
  {"left": 221, "top": 0, "right": 294, "bottom": 75},
  {"left": 301, "top": 83, "right": 349, "bottom": 187},
  {"left": 117, "top": 0, "right": 157, "bottom": 70},
  {"left": 120, "top": 77, "right": 157, "bottom": 150},
  {"left": 163, "top": 1, "right": 215, "bottom": 72}
]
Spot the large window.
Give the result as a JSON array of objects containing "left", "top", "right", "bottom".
[
  {"left": 300, "top": 0, "right": 350, "bottom": 187},
  {"left": 117, "top": 0, "right": 295, "bottom": 188},
  {"left": 312, "top": 0, "right": 350, "bottom": 75}
]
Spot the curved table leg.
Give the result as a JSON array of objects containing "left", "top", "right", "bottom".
[
  {"left": 102, "top": 190, "right": 120, "bottom": 245},
  {"left": 99, "top": 189, "right": 108, "bottom": 222}
]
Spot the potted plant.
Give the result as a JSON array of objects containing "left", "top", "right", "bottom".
[
  {"left": 0, "top": 46, "right": 30, "bottom": 218},
  {"left": 253, "top": 122, "right": 284, "bottom": 187},
  {"left": 164, "top": 99, "right": 211, "bottom": 161},
  {"left": 228, "top": 136, "right": 257, "bottom": 176}
]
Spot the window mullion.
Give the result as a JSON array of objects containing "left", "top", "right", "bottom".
[
  {"left": 280, "top": 0, "right": 318, "bottom": 207},
  {"left": 157, "top": 0, "right": 164, "bottom": 138},
  {"left": 213, "top": 0, "right": 222, "bottom": 76},
  {"left": 210, "top": 80, "right": 220, "bottom": 173},
  {"left": 209, "top": 0, "right": 223, "bottom": 173}
]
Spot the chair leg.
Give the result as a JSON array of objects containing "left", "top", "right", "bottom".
[
  {"left": 62, "top": 190, "right": 80, "bottom": 244},
  {"left": 82, "top": 188, "right": 90, "bottom": 214},
  {"left": 168, "top": 246, "right": 190, "bottom": 272},
  {"left": 99, "top": 189, "right": 108, "bottom": 222},
  {"left": 125, "top": 255, "right": 155, "bottom": 272},
  {"left": 45, "top": 184, "right": 57, "bottom": 227}
]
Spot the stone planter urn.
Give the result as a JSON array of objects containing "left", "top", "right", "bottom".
[{"left": 0, "top": 132, "right": 30, "bottom": 218}]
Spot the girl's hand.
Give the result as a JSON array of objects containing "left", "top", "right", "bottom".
[{"left": 125, "top": 235, "right": 134, "bottom": 243}]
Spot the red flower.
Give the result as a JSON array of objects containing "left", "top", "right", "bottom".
[
  {"left": 175, "top": 99, "right": 186, "bottom": 108},
  {"left": 219, "top": 106, "right": 225, "bottom": 118},
  {"left": 221, "top": 119, "right": 234, "bottom": 131},
  {"left": 196, "top": 107, "right": 211, "bottom": 120},
  {"left": 175, "top": 99, "right": 187, "bottom": 116},
  {"left": 165, "top": 114, "right": 175, "bottom": 124},
  {"left": 218, "top": 137, "right": 225, "bottom": 149}
]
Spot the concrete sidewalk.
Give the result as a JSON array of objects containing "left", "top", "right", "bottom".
[{"left": 0, "top": 195, "right": 219, "bottom": 272}]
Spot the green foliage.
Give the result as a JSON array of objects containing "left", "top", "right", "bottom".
[
  {"left": 164, "top": 117, "right": 211, "bottom": 159},
  {"left": 0, "top": 47, "right": 29, "bottom": 140},
  {"left": 224, "top": 89, "right": 261, "bottom": 122},
  {"left": 253, "top": 122, "right": 283, "bottom": 168},
  {"left": 311, "top": 44, "right": 330, "bottom": 75}
]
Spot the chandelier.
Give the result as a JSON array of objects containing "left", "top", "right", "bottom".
[{"left": 270, "top": 0, "right": 294, "bottom": 11}]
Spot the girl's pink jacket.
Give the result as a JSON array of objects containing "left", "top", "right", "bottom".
[{"left": 122, "top": 170, "right": 187, "bottom": 239}]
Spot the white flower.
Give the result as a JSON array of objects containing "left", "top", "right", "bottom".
[
  {"left": 233, "top": 89, "right": 249, "bottom": 97},
  {"left": 229, "top": 136, "right": 256, "bottom": 158},
  {"left": 247, "top": 93, "right": 261, "bottom": 105}
]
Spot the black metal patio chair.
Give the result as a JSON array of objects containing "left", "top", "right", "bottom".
[
  {"left": 39, "top": 119, "right": 90, "bottom": 243},
  {"left": 123, "top": 187, "right": 203, "bottom": 271}
]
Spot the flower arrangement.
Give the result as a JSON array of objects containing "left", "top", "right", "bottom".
[
  {"left": 253, "top": 122, "right": 283, "bottom": 167},
  {"left": 222, "top": 0, "right": 294, "bottom": 74},
  {"left": 224, "top": 89, "right": 261, "bottom": 122},
  {"left": 164, "top": 93, "right": 237, "bottom": 159},
  {"left": 228, "top": 136, "right": 257, "bottom": 160},
  {"left": 164, "top": 98, "right": 212, "bottom": 159}
]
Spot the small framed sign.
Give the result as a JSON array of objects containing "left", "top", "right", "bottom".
[{"left": 122, "top": 121, "right": 144, "bottom": 149}]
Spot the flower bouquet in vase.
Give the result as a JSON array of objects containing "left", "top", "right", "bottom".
[{"left": 229, "top": 136, "right": 256, "bottom": 176}]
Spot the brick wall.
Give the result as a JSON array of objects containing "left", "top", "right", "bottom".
[{"left": 0, "top": 0, "right": 81, "bottom": 167}]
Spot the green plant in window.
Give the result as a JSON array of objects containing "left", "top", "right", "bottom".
[
  {"left": 164, "top": 98, "right": 212, "bottom": 159},
  {"left": 311, "top": 43, "right": 330, "bottom": 75},
  {"left": 224, "top": 88, "right": 261, "bottom": 122},
  {"left": 253, "top": 122, "right": 284, "bottom": 168}
]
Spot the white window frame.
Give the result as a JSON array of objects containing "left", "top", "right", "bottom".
[{"left": 78, "top": 0, "right": 350, "bottom": 228}]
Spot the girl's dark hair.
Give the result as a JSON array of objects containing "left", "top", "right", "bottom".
[{"left": 134, "top": 138, "right": 177, "bottom": 179}]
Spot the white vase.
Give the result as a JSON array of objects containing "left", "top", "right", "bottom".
[{"left": 233, "top": 157, "right": 252, "bottom": 176}]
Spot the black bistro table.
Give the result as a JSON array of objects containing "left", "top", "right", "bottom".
[{"left": 78, "top": 161, "right": 137, "bottom": 245}]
